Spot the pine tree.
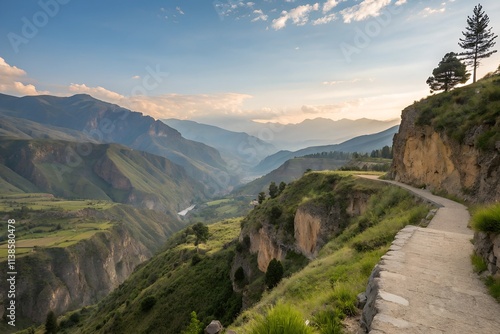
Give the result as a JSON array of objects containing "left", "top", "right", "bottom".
[
  {"left": 45, "top": 311, "right": 58, "bottom": 334},
  {"left": 458, "top": 3, "right": 498, "bottom": 83},
  {"left": 181, "top": 311, "right": 203, "bottom": 334},
  {"left": 426, "top": 52, "right": 470, "bottom": 93}
]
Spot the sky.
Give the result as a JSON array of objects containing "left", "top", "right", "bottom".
[{"left": 0, "top": 0, "right": 499, "bottom": 124}]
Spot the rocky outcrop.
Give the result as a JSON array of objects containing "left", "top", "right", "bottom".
[
  {"left": 474, "top": 232, "right": 500, "bottom": 276},
  {"left": 0, "top": 225, "right": 149, "bottom": 324},
  {"left": 391, "top": 105, "right": 500, "bottom": 203},
  {"left": 242, "top": 191, "right": 371, "bottom": 273},
  {"left": 93, "top": 154, "right": 132, "bottom": 190}
]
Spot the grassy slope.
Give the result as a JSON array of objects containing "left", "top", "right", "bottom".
[
  {"left": 230, "top": 178, "right": 431, "bottom": 333},
  {"left": 237, "top": 158, "right": 349, "bottom": 196},
  {"left": 53, "top": 219, "right": 243, "bottom": 334},
  {"left": 415, "top": 73, "right": 500, "bottom": 150}
]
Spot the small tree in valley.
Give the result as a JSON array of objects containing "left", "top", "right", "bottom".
[
  {"left": 269, "top": 182, "right": 279, "bottom": 199},
  {"left": 258, "top": 191, "right": 266, "bottom": 204}
]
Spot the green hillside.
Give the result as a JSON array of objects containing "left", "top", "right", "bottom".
[
  {"left": 40, "top": 172, "right": 432, "bottom": 334},
  {"left": 54, "top": 219, "right": 243, "bottom": 334},
  {"left": 0, "top": 139, "right": 205, "bottom": 214},
  {"left": 0, "top": 93, "right": 232, "bottom": 192},
  {"left": 237, "top": 157, "right": 349, "bottom": 196},
  {"left": 415, "top": 73, "right": 500, "bottom": 150}
]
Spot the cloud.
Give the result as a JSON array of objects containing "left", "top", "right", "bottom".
[
  {"left": 176, "top": 6, "right": 184, "bottom": 15},
  {"left": 251, "top": 9, "right": 268, "bottom": 22},
  {"left": 69, "top": 83, "right": 125, "bottom": 101},
  {"left": 394, "top": 0, "right": 406, "bottom": 6},
  {"left": 65, "top": 83, "right": 254, "bottom": 120},
  {"left": 322, "top": 78, "right": 374, "bottom": 85},
  {"left": 272, "top": 3, "right": 319, "bottom": 30},
  {"left": 323, "top": 0, "right": 341, "bottom": 13},
  {"left": 419, "top": 6, "right": 446, "bottom": 17},
  {"left": 131, "top": 75, "right": 141, "bottom": 80},
  {"left": 300, "top": 100, "right": 361, "bottom": 115},
  {"left": 312, "top": 13, "right": 336, "bottom": 25},
  {"left": 0, "top": 57, "right": 47, "bottom": 96},
  {"left": 341, "top": 0, "right": 391, "bottom": 23}
]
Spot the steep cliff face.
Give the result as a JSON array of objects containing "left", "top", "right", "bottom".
[
  {"left": 391, "top": 104, "right": 500, "bottom": 203},
  {"left": 238, "top": 178, "right": 371, "bottom": 274},
  {"left": 294, "top": 192, "right": 369, "bottom": 259},
  {"left": 0, "top": 225, "right": 148, "bottom": 323},
  {"left": 0, "top": 204, "right": 185, "bottom": 328}
]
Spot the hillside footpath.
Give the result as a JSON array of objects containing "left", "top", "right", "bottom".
[{"left": 359, "top": 175, "right": 500, "bottom": 333}]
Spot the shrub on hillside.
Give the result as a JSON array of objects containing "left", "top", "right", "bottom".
[
  {"left": 472, "top": 203, "right": 500, "bottom": 233},
  {"left": 249, "top": 303, "right": 313, "bottom": 334}
]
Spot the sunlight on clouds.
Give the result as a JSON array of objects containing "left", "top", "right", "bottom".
[
  {"left": 0, "top": 57, "right": 47, "bottom": 96},
  {"left": 341, "top": 0, "right": 391, "bottom": 23},
  {"left": 69, "top": 83, "right": 125, "bottom": 101},
  {"left": 313, "top": 13, "right": 336, "bottom": 25},
  {"left": 323, "top": 0, "right": 342, "bottom": 14},
  {"left": 419, "top": 6, "right": 446, "bottom": 17},
  {"left": 252, "top": 9, "right": 268, "bottom": 22},
  {"left": 272, "top": 3, "right": 319, "bottom": 30}
]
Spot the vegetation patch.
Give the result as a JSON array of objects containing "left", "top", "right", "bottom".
[
  {"left": 471, "top": 203, "right": 500, "bottom": 233},
  {"left": 415, "top": 73, "right": 500, "bottom": 150}
]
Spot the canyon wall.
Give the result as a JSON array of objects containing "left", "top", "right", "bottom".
[{"left": 390, "top": 105, "right": 500, "bottom": 203}]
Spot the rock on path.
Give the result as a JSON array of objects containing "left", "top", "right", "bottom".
[{"left": 358, "top": 175, "right": 500, "bottom": 334}]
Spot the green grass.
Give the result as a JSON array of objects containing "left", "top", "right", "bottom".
[
  {"left": 485, "top": 276, "right": 500, "bottom": 302},
  {"left": 0, "top": 193, "right": 115, "bottom": 212},
  {"left": 471, "top": 253, "right": 488, "bottom": 273},
  {"left": 248, "top": 303, "right": 314, "bottom": 334},
  {"left": 415, "top": 74, "right": 500, "bottom": 150},
  {"left": 471, "top": 203, "right": 500, "bottom": 233},
  {"left": 0, "top": 222, "right": 113, "bottom": 259}
]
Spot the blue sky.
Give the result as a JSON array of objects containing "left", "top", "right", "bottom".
[{"left": 0, "top": 0, "right": 499, "bottom": 124}]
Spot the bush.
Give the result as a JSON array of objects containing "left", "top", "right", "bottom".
[
  {"left": 249, "top": 303, "right": 314, "bottom": 334},
  {"left": 234, "top": 266, "right": 245, "bottom": 282},
  {"left": 140, "top": 296, "right": 157, "bottom": 312},
  {"left": 472, "top": 204, "right": 500, "bottom": 233},
  {"left": 265, "top": 259, "right": 284, "bottom": 289}
]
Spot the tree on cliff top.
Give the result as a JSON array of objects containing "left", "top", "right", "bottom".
[
  {"left": 459, "top": 3, "right": 498, "bottom": 83},
  {"left": 426, "top": 52, "right": 470, "bottom": 93}
]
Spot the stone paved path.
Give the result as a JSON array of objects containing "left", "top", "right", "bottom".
[{"left": 358, "top": 175, "right": 500, "bottom": 334}]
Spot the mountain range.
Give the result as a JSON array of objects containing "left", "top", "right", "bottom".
[
  {"left": 192, "top": 116, "right": 400, "bottom": 151},
  {"left": 0, "top": 93, "right": 230, "bottom": 195},
  {"left": 253, "top": 125, "right": 399, "bottom": 175},
  {"left": 161, "top": 119, "right": 277, "bottom": 181}
]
